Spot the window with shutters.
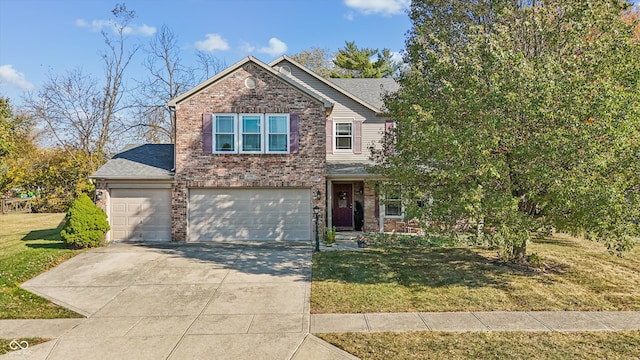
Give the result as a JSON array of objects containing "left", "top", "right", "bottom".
[
  {"left": 333, "top": 119, "right": 353, "bottom": 152},
  {"left": 266, "top": 114, "right": 289, "bottom": 153},
  {"left": 212, "top": 113, "right": 292, "bottom": 154},
  {"left": 214, "top": 114, "right": 237, "bottom": 152}
]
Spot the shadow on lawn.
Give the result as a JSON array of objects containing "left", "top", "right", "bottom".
[
  {"left": 313, "top": 246, "right": 559, "bottom": 289},
  {"left": 22, "top": 219, "right": 65, "bottom": 241},
  {"left": 532, "top": 236, "right": 582, "bottom": 248},
  {"left": 313, "top": 247, "right": 566, "bottom": 289}
]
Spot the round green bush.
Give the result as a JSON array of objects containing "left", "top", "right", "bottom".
[{"left": 60, "top": 194, "right": 110, "bottom": 248}]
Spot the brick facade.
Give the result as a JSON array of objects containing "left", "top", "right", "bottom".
[
  {"left": 171, "top": 61, "right": 327, "bottom": 241},
  {"left": 363, "top": 181, "right": 379, "bottom": 233}
]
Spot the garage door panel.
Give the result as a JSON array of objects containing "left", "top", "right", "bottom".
[
  {"left": 192, "top": 190, "right": 309, "bottom": 201},
  {"left": 110, "top": 188, "right": 171, "bottom": 242},
  {"left": 190, "top": 227, "right": 310, "bottom": 241},
  {"left": 189, "top": 188, "right": 311, "bottom": 241},
  {"left": 190, "top": 215, "right": 309, "bottom": 227}
]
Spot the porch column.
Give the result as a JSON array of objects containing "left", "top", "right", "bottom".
[{"left": 363, "top": 181, "right": 378, "bottom": 233}]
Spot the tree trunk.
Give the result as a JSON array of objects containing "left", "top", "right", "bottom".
[
  {"left": 476, "top": 216, "right": 484, "bottom": 244},
  {"left": 512, "top": 239, "right": 527, "bottom": 263}
]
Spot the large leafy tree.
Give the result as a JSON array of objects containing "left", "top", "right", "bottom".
[
  {"left": 0, "top": 97, "right": 32, "bottom": 163},
  {"left": 374, "top": 0, "right": 640, "bottom": 262},
  {"left": 0, "top": 97, "right": 93, "bottom": 210}
]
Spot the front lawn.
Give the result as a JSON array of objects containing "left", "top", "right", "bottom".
[
  {"left": 0, "top": 213, "right": 83, "bottom": 319},
  {"left": 311, "top": 234, "right": 640, "bottom": 313},
  {"left": 318, "top": 331, "right": 640, "bottom": 360}
]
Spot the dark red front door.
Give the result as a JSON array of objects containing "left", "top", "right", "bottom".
[{"left": 333, "top": 183, "right": 353, "bottom": 229}]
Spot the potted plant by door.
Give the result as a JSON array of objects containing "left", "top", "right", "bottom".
[
  {"left": 325, "top": 226, "right": 336, "bottom": 246},
  {"left": 357, "top": 234, "right": 371, "bottom": 248}
]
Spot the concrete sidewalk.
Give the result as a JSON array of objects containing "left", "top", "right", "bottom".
[
  {"left": 2, "top": 311, "right": 639, "bottom": 359},
  {"left": 311, "top": 311, "right": 640, "bottom": 333}
]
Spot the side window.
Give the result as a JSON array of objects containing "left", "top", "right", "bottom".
[
  {"left": 266, "top": 114, "right": 289, "bottom": 153},
  {"left": 214, "top": 114, "right": 237, "bottom": 153}
]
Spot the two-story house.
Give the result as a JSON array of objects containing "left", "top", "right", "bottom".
[{"left": 91, "top": 56, "right": 400, "bottom": 242}]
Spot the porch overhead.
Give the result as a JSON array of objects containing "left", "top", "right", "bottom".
[{"left": 326, "top": 161, "right": 381, "bottom": 179}]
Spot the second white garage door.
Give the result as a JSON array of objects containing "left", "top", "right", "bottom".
[{"left": 188, "top": 188, "right": 311, "bottom": 241}]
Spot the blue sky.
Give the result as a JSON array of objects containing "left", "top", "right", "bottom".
[{"left": 0, "top": 0, "right": 411, "bottom": 104}]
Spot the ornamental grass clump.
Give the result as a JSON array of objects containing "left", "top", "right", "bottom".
[{"left": 60, "top": 194, "right": 110, "bottom": 248}]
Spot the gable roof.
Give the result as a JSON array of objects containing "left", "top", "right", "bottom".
[
  {"left": 269, "top": 55, "right": 397, "bottom": 114},
  {"left": 327, "top": 78, "right": 398, "bottom": 111},
  {"left": 168, "top": 56, "right": 332, "bottom": 108},
  {"left": 90, "top": 144, "right": 174, "bottom": 180}
]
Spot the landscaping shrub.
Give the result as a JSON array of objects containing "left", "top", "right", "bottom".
[
  {"left": 366, "top": 233, "right": 457, "bottom": 247},
  {"left": 60, "top": 194, "right": 109, "bottom": 248}
]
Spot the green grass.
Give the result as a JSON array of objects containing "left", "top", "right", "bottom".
[
  {"left": 311, "top": 234, "right": 640, "bottom": 313},
  {"left": 0, "top": 213, "right": 83, "bottom": 319},
  {"left": 318, "top": 331, "right": 640, "bottom": 360},
  {"left": 0, "top": 338, "right": 50, "bottom": 355}
]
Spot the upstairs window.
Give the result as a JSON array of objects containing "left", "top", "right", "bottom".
[
  {"left": 240, "top": 114, "right": 263, "bottom": 153},
  {"left": 334, "top": 122, "right": 353, "bottom": 151},
  {"left": 214, "top": 114, "right": 237, "bottom": 152},
  {"left": 212, "top": 113, "right": 291, "bottom": 154},
  {"left": 267, "top": 114, "right": 289, "bottom": 153}
]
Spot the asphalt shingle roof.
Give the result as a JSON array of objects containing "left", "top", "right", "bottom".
[
  {"left": 327, "top": 78, "right": 399, "bottom": 111},
  {"left": 91, "top": 144, "right": 174, "bottom": 180}
]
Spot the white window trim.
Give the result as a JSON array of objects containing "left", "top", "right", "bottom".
[
  {"left": 333, "top": 117, "right": 354, "bottom": 153},
  {"left": 265, "top": 113, "right": 290, "bottom": 154},
  {"left": 383, "top": 186, "right": 404, "bottom": 219},
  {"left": 239, "top": 113, "right": 264, "bottom": 154},
  {"left": 213, "top": 113, "right": 238, "bottom": 154},
  {"left": 212, "top": 113, "right": 290, "bottom": 155}
]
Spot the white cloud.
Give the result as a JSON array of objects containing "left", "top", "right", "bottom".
[
  {"left": 344, "top": 0, "right": 409, "bottom": 16},
  {"left": 257, "top": 38, "right": 288, "bottom": 56},
  {"left": 195, "top": 34, "right": 230, "bottom": 52},
  {"left": 344, "top": 12, "right": 355, "bottom": 21},
  {"left": 0, "top": 65, "right": 35, "bottom": 91},
  {"left": 75, "top": 18, "right": 156, "bottom": 36},
  {"left": 124, "top": 24, "right": 156, "bottom": 36},
  {"left": 390, "top": 51, "right": 403, "bottom": 63},
  {"left": 240, "top": 42, "right": 256, "bottom": 53}
]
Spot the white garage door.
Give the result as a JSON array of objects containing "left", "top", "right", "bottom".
[
  {"left": 110, "top": 188, "right": 171, "bottom": 242},
  {"left": 189, "top": 188, "right": 311, "bottom": 241}
]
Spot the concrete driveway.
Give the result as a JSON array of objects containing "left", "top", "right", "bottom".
[{"left": 8, "top": 242, "right": 356, "bottom": 359}]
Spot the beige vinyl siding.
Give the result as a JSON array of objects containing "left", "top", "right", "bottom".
[{"left": 275, "top": 60, "right": 388, "bottom": 162}]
